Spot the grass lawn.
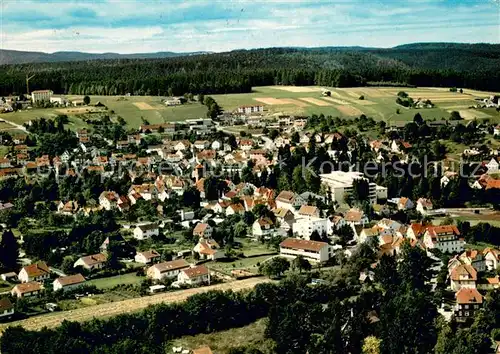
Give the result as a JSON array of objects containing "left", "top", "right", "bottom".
[
  {"left": 169, "top": 318, "right": 273, "bottom": 354},
  {"left": 207, "top": 255, "right": 274, "bottom": 275},
  {"left": 1, "top": 86, "right": 497, "bottom": 129},
  {"left": 87, "top": 272, "right": 144, "bottom": 290}
]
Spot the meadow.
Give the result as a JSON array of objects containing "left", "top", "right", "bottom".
[{"left": 0, "top": 86, "right": 498, "bottom": 130}]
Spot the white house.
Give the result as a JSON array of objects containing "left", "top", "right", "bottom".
[
  {"left": 494, "top": 125, "right": 500, "bottom": 136},
  {"left": 298, "top": 205, "right": 320, "bottom": 218},
  {"left": 226, "top": 203, "right": 245, "bottom": 216},
  {"left": 73, "top": 253, "right": 107, "bottom": 271},
  {"left": 53, "top": 274, "right": 86, "bottom": 292},
  {"left": 193, "top": 238, "right": 225, "bottom": 260},
  {"left": 177, "top": 265, "right": 210, "bottom": 286},
  {"left": 193, "top": 223, "right": 213, "bottom": 238},
  {"left": 279, "top": 238, "right": 332, "bottom": 263},
  {"left": 459, "top": 250, "right": 486, "bottom": 273},
  {"left": 99, "top": 191, "right": 120, "bottom": 210},
  {"left": 450, "top": 264, "right": 477, "bottom": 291},
  {"left": 486, "top": 158, "right": 499, "bottom": 174},
  {"left": 18, "top": 262, "right": 50, "bottom": 283},
  {"left": 483, "top": 248, "right": 500, "bottom": 271},
  {"left": 275, "top": 191, "right": 306, "bottom": 211},
  {"left": 147, "top": 259, "right": 190, "bottom": 281},
  {"left": 252, "top": 217, "right": 275, "bottom": 238},
  {"left": 416, "top": 198, "right": 433, "bottom": 215},
  {"left": 423, "top": 225, "right": 464, "bottom": 253},
  {"left": 11, "top": 282, "right": 42, "bottom": 298},
  {"left": 293, "top": 216, "right": 329, "bottom": 239},
  {"left": 273, "top": 208, "right": 295, "bottom": 231},
  {"left": 0, "top": 298, "right": 14, "bottom": 319},
  {"left": 133, "top": 223, "right": 159, "bottom": 240},
  {"left": 135, "top": 250, "right": 161, "bottom": 264}
]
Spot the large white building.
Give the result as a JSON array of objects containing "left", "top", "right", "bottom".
[
  {"left": 320, "top": 171, "right": 377, "bottom": 205},
  {"left": 423, "top": 225, "right": 464, "bottom": 254},
  {"left": 279, "top": 238, "right": 332, "bottom": 263},
  {"left": 31, "top": 90, "right": 53, "bottom": 103},
  {"left": 292, "top": 216, "right": 329, "bottom": 239},
  {"left": 237, "top": 105, "right": 264, "bottom": 114}
]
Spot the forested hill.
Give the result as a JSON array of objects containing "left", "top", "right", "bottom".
[
  {"left": 1, "top": 43, "right": 499, "bottom": 96},
  {"left": 0, "top": 49, "right": 211, "bottom": 65}
]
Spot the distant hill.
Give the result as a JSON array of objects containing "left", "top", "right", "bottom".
[
  {"left": 0, "top": 49, "right": 212, "bottom": 65},
  {"left": 1, "top": 42, "right": 499, "bottom": 96}
]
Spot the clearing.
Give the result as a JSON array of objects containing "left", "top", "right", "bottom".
[
  {"left": 1, "top": 86, "right": 498, "bottom": 128},
  {"left": 170, "top": 318, "right": 273, "bottom": 354},
  {"left": 0, "top": 277, "right": 273, "bottom": 333},
  {"left": 133, "top": 102, "right": 156, "bottom": 110},
  {"left": 335, "top": 105, "right": 364, "bottom": 116},
  {"left": 299, "top": 97, "right": 333, "bottom": 106},
  {"left": 271, "top": 85, "right": 323, "bottom": 92}
]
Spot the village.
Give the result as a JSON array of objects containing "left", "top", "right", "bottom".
[{"left": 0, "top": 88, "right": 499, "bottom": 352}]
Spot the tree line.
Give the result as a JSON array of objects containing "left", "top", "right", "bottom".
[{"left": 1, "top": 45, "right": 500, "bottom": 96}]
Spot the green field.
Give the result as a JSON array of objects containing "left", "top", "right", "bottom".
[
  {"left": 170, "top": 318, "right": 273, "bottom": 354},
  {"left": 1, "top": 86, "right": 498, "bottom": 129},
  {"left": 87, "top": 272, "right": 144, "bottom": 290}
]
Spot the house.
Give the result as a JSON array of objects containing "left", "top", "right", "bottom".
[
  {"left": 18, "top": 261, "right": 50, "bottom": 283},
  {"left": 135, "top": 250, "right": 161, "bottom": 264},
  {"left": 193, "top": 238, "right": 225, "bottom": 260},
  {"left": 279, "top": 238, "right": 332, "bottom": 263},
  {"left": 298, "top": 205, "right": 320, "bottom": 218},
  {"left": 226, "top": 203, "right": 245, "bottom": 216},
  {"left": 0, "top": 298, "right": 14, "bottom": 319},
  {"left": 11, "top": 281, "right": 41, "bottom": 298},
  {"left": 486, "top": 158, "right": 499, "bottom": 174},
  {"left": 450, "top": 264, "right": 477, "bottom": 291},
  {"left": 53, "top": 274, "right": 86, "bottom": 292},
  {"left": 273, "top": 208, "right": 295, "bottom": 231},
  {"left": 238, "top": 105, "right": 264, "bottom": 114},
  {"left": 73, "top": 253, "right": 107, "bottom": 271},
  {"left": 344, "top": 209, "right": 369, "bottom": 227},
  {"left": 133, "top": 223, "right": 159, "bottom": 240},
  {"left": 293, "top": 216, "right": 329, "bottom": 239},
  {"left": 423, "top": 225, "right": 464, "bottom": 253},
  {"left": 459, "top": 250, "right": 486, "bottom": 272},
  {"left": 494, "top": 124, "right": 500, "bottom": 136},
  {"left": 177, "top": 265, "right": 210, "bottom": 286},
  {"left": 252, "top": 217, "right": 275, "bottom": 238},
  {"left": 57, "top": 200, "right": 79, "bottom": 215},
  {"left": 358, "top": 227, "right": 380, "bottom": 244},
  {"left": 147, "top": 259, "right": 190, "bottom": 281},
  {"left": 193, "top": 223, "right": 213, "bottom": 238},
  {"left": 99, "top": 191, "right": 120, "bottom": 210},
  {"left": 391, "top": 139, "right": 412, "bottom": 154},
  {"left": 483, "top": 248, "right": 500, "bottom": 271},
  {"left": 275, "top": 191, "right": 305, "bottom": 211},
  {"left": 454, "top": 288, "right": 483, "bottom": 323},
  {"left": 31, "top": 89, "right": 53, "bottom": 103},
  {"left": 396, "top": 197, "right": 414, "bottom": 210},
  {"left": 0, "top": 272, "right": 17, "bottom": 282},
  {"left": 416, "top": 198, "right": 433, "bottom": 215}
]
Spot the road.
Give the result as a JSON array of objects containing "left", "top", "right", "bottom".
[
  {"left": 0, "top": 118, "right": 28, "bottom": 133},
  {"left": 0, "top": 277, "right": 273, "bottom": 334}
]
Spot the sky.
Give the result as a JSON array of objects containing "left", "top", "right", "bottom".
[{"left": 0, "top": 0, "right": 499, "bottom": 54}]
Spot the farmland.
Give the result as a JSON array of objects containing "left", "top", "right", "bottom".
[
  {"left": 1, "top": 86, "right": 498, "bottom": 130},
  {"left": 0, "top": 277, "right": 272, "bottom": 333}
]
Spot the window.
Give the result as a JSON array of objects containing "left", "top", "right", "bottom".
[{"left": 465, "top": 311, "right": 469, "bottom": 316}]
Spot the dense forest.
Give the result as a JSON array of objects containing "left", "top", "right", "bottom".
[{"left": 1, "top": 43, "right": 499, "bottom": 96}]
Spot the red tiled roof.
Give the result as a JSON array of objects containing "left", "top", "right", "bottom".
[
  {"left": 280, "top": 238, "right": 328, "bottom": 252},
  {"left": 182, "top": 265, "right": 209, "bottom": 278},
  {"left": 22, "top": 262, "right": 49, "bottom": 278},
  {"left": 456, "top": 288, "right": 483, "bottom": 304}
]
